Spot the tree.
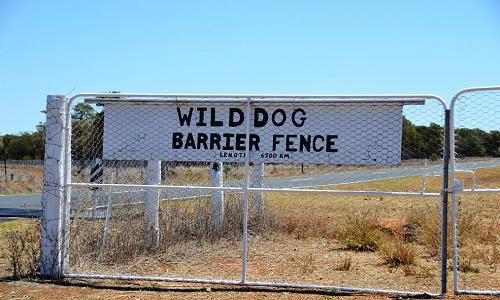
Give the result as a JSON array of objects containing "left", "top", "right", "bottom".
[
  {"left": 2, "top": 134, "right": 13, "bottom": 159},
  {"left": 401, "top": 117, "right": 424, "bottom": 160},
  {"left": 416, "top": 123, "right": 443, "bottom": 159},
  {"left": 71, "top": 104, "right": 103, "bottom": 163},
  {"left": 72, "top": 103, "right": 96, "bottom": 121},
  {"left": 0, "top": 135, "right": 4, "bottom": 158},
  {"left": 455, "top": 128, "right": 487, "bottom": 158},
  {"left": 484, "top": 130, "right": 500, "bottom": 157}
]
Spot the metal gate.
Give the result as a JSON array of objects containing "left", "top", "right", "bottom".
[
  {"left": 450, "top": 87, "right": 500, "bottom": 296},
  {"left": 41, "top": 93, "right": 450, "bottom": 296}
]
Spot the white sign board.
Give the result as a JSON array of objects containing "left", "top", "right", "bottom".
[{"left": 103, "top": 103, "right": 403, "bottom": 165}]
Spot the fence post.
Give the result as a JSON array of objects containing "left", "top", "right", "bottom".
[
  {"left": 252, "top": 163, "right": 265, "bottom": 216},
  {"left": 241, "top": 97, "right": 252, "bottom": 283},
  {"left": 440, "top": 108, "right": 451, "bottom": 296},
  {"left": 210, "top": 161, "right": 224, "bottom": 226},
  {"left": 145, "top": 160, "right": 161, "bottom": 248},
  {"left": 41, "top": 95, "right": 66, "bottom": 278}
]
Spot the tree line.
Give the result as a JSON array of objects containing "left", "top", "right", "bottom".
[
  {"left": 1, "top": 106, "right": 498, "bottom": 162},
  {"left": 0, "top": 123, "right": 45, "bottom": 160},
  {"left": 402, "top": 117, "right": 499, "bottom": 160}
]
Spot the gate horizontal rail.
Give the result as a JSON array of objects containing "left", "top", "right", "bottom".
[
  {"left": 69, "top": 182, "right": 441, "bottom": 197},
  {"left": 63, "top": 273, "right": 439, "bottom": 297}
]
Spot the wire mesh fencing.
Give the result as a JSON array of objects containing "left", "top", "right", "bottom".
[
  {"left": 51, "top": 93, "right": 454, "bottom": 296},
  {"left": 450, "top": 87, "right": 500, "bottom": 295}
]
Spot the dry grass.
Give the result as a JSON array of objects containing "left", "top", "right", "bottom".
[
  {"left": 466, "top": 165, "right": 500, "bottom": 189},
  {"left": 336, "top": 210, "right": 384, "bottom": 252},
  {"left": 70, "top": 195, "right": 280, "bottom": 266},
  {"left": 379, "top": 238, "right": 417, "bottom": 267},
  {"left": 333, "top": 254, "right": 354, "bottom": 271},
  {"left": 298, "top": 252, "right": 316, "bottom": 274},
  {"left": 0, "top": 220, "right": 40, "bottom": 278},
  {"left": 400, "top": 264, "right": 434, "bottom": 278},
  {"left": 163, "top": 163, "right": 336, "bottom": 186},
  {"left": 456, "top": 258, "right": 480, "bottom": 274},
  {"left": 0, "top": 166, "right": 43, "bottom": 194},
  {"left": 279, "top": 213, "right": 331, "bottom": 239}
]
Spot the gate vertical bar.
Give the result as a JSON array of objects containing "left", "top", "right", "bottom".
[
  {"left": 241, "top": 98, "right": 252, "bottom": 283},
  {"left": 41, "top": 95, "right": 66, "bottom": 277},
  {"left": 440, "top": 109, "right": 451, "bottom": 295},
  {"left": 449, "top": 97, "right": 459, "bottom": 294},
  {"left": 61, "top": 97, "right": 72, "bottom": 272}
]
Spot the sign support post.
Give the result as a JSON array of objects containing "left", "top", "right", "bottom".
[
  {"left": 145, "top": 160, "right": 161, "bottom": 248},
  {"left": 252, "top": 163, "right": 265, "bottom": 216},
  {"left": 210, "top": 161, "right": 224, "bottom": 226}
]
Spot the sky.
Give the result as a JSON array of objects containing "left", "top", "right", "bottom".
[{"left": 1, "top": 0, "right": 500, "bottom": 134}]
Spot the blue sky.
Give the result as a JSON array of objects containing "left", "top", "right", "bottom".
[{"left": 1, "top": 1, "right": 499, "bottom": 134}]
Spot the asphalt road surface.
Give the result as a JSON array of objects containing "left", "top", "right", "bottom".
[{"left": 1, "top": 159, "right": 499, "bottom": 219}]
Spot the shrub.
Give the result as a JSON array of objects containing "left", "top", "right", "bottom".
[
  {"left": 380, "top": 238, "right": 417, "bottom": 267},
  {"left": 299, "top": 252, "right": 316, "bottom": 274},
  {"left": 405, "top": 207, "right": 441, "bottom": 257},
  {"left": 406, "top": 204, "right": 481, "bottom": 258},
  {"left": 337, "top": 211, "right": 384, "bottom": 252},
  {"left": 333, "top": 254, "right": 353, "bottom": 271},
  {"left": 401, "top": 265, "right": 433, "bottom": 278},
  {"left": 3, "top": 221, "right": 40, "bottom": 278},
  {"left": 457, "top": 259, "right": 480, "bottom": 273}
]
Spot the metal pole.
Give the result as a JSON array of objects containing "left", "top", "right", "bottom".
[
  {"left": 241, "top": 98, "right": 251, "bottom": 283},
  {"left": 64, "top": 272, "right": 440, "bottom": 297},
  {"left": 440, "top": 109, "right": 451, "bottom": 296},
  {"left": 449, "top": 96, "right": 460, "bottom": 294},
  {"left": 61, "top": 97, "right": 72, "bottom": 273}
]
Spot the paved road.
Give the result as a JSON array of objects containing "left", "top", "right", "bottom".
[
  {"left": 0, "top": 193, "right": 44, "bottom": 218},
  {"left": 1, "top": 159, "right": 499, "bottom": 218},
  {"left": 265, "top": 159, "right": 500, "bottom": 189}
]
